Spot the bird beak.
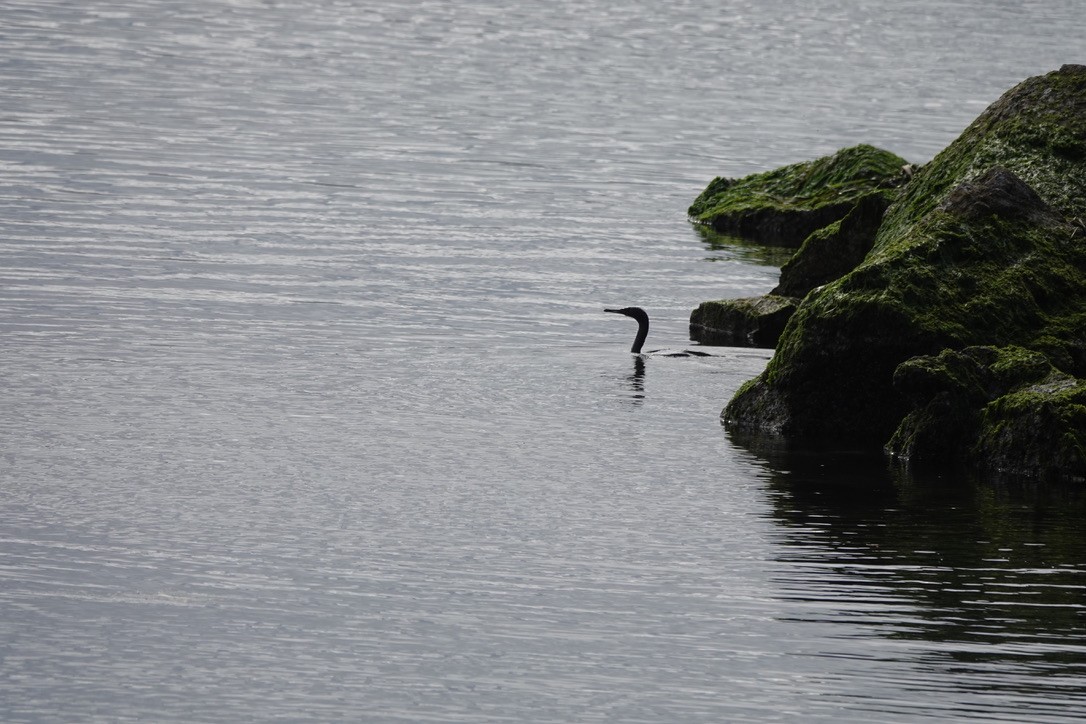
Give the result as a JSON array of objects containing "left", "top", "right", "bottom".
[{"left": 604, "top": 308, "right": 621, "bottom": 314}]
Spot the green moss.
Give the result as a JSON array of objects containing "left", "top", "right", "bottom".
[
  {"left": 875, "top": 66, "right": 1086, "bottom": 251},
  {"left": 733, "top": 377, "right": 760, "bottom": 400},
  {"left": 758, "top": 187, "right": 1082, "bottom": 442},
  {"left": 974, "top": 373, "right": 1086, "bottom": 480},
  {"left": 688, "top": 145, "right": 909, "bottom": 246},
  {"left": 773, "top": 192, "right": 891, "bottom": 297},
  {"left": 689, "top": 144, "right": 908, "bottom": 219},
  {"left": 850, "top": 205, "right": 1085, "bottom": 351},
  {"left": 886, "top": 346, "right": 1059, "bottom": 468},
  {"left": 1029, "top": 311, "right": 1086, "bottom": 377}
]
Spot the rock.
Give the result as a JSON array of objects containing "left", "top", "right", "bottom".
[
  {"left": 690, "top": 295, "right": 798, "bottom": 348},
  {"left": 887, "top": 345, "right": 1086, "bottom": 480},
  {"left": 889, "top": 347, "right": 1039, "bottom": 452},
  {"left": 772, "top": 191, "right": 891, "bottom": 298},
  {"left": 973, "top": 373, "right": 1086, "bottom": 480},
  {"left": 723, "top": 65, "right": 1086, "bottom": 479},
  {"left": 688, "top": 144, "right": 910, "bottom": 247},
  {"left": 688, "top": 149, "right": 904, "bottom": 350},
  {"left": 937, "top": 166, "right": 1061, "bottom": 224}
]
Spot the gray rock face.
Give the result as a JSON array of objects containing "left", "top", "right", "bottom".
[{"left": 938, "top": 166, "right": 1060, "bottom": 224}]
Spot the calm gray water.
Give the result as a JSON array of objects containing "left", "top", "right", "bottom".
[{"left": 3, "top": 1, "right": 1086, "bottom": 721}]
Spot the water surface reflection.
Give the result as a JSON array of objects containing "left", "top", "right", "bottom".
[
  {"left": 693, "top": 224, "right": 798, "bottom": 267},
  {"left": 624, "top": 355, "right": 646, "bottom": 403},
  {"left": 733, "top": 432, "right": 1086, "bottom": 712}
]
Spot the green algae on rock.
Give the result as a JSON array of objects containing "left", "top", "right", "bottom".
[
  {"left": 723, "top": 65, "right": 1086, "bottom": 481},
  {"left": 887, "top": 345, "right": 1086, "bottom": 479},
  {"left": 688, "top": 149, "right": 906, "bottom": 349},
  {"left": 974, "top": 372, "right": 1086, "bottom": 480},
  {"left": 771, "top": 192, "right": 892, "bottom": 298},
  {"left": 688, "top": 144, "right": 910, "bottom": 247}
]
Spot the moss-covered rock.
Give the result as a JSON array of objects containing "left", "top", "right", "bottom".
[
  {"left": 688, "top": 144, "right": 910, "bottom": 247},
  {"left": 887, "top": 344, "right": 1086, "bottom": 479},
  {"left": 689, "top": 150, "right": 904, "bottom": 350},
  {"left": 690, "top": 295, "right": 798, "bottom": 348},
  {"left": 974, "top": 374, "right": 1086, "bottom": 480},
  {"left": 772, "top": 191, "right": 892, "bottom": 298},
  {"left": 724, "top": 65, "right": 1086, "bottom": 479}
]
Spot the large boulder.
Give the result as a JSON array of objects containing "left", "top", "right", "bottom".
[
  {"left": 723, "top": 65, "right": 1086, "bottom": 480},
  {"left": 688, "top": 144, "right": 910, "bottom": 247}
]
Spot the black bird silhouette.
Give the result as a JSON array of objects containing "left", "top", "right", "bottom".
[{"left": 604, "top": 307, "right": 712, "bottom": 356}]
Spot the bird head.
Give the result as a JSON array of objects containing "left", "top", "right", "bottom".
[
  {"left": 604, "top": 306, "right": 649, "bottom": 324},
  {"left": 605, "top": 307, "right": 650, "bottom": 353}
]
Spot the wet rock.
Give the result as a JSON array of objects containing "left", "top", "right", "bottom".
[
  {"left": 973, "top": 373, "right": 1086, "bottom": 480},
  {"left": 722, "top": 65, "right": 1086, "bottom": 481},
  {"left": 937, "top": 166, "right": 1062, "bottom": 224},
  {"left": 690, "top": 295, "right": 798, "bottom": 348},
  {"left": 888, "top": 346, "right": 1086, "bottom": 480}
]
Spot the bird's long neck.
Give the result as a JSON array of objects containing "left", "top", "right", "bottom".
[{"left": 631, "top": 317, "right": 648, "bottom": 354}]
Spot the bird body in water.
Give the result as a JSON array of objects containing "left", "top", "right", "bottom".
[{"left": 604, "top": 307, "right": 713, "bottom": 357}]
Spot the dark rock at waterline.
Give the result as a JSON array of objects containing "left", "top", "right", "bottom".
[
  {"left": 690, "top": 295, "right": 798, "bottom": 348},
  {"left": 888, "top": 346, "right": 1086, "bottom": 480},
  {"left": 722, "top": 64, "right": 1086, "bottom": 481}
]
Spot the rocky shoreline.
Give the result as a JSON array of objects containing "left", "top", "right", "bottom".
[{"left": 689, "top": 65, "right": 1086, "bottom": 482}]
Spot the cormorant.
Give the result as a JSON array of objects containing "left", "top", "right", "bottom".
[{"left": 604, "top": 307, "right": 712, "bottom": 356}]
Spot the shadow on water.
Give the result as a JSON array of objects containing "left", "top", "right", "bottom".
[
  {"left": 692, "top": 224, "right": 797, "bottom": 268},
  {"left": 729, "top": 430, "right": 1086, "bottom": 692}
]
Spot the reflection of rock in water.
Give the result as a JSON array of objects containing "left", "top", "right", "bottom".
[{"left": 728, "top": 428, "right": 1086, "bottom": 685}]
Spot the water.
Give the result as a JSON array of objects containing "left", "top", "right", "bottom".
[{"left": 2, "top": 1, "right": 1086, "bottom": 721}]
